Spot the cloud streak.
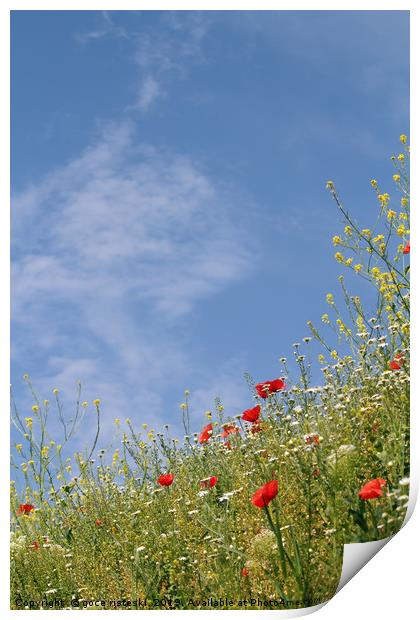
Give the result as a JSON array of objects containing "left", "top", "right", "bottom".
[{"left": 12, "top": 121, "right": 255, "bottom": 429}]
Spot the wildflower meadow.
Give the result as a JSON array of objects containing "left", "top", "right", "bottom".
[{"left": 10, "top": 137, "right": 410, "bottom": 610}]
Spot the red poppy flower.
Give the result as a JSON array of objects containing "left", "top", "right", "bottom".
[
  {"left": 251, "top": 480, "right": 279, "bottom": 508},
  {"left": 305, "top": 434, "right": 320, "bottom": 446},
  {"left": 95, "top": 519, "right": 103, "bottom": 527},
  {"left": 403, "top": 241, "right": 410, "bottom": 255},
  {"left": 158, "top": 473, "right": 174, "bottom": 486},
  {"left": 30, "top": 540, "right": 40, "bottom": 551},
  {"left": 241, "top": 567, "right": 249, "bottom": 577},
  {"left": 312, "top": 468, "right": 320, "bottom": 478},
  {"left": 199, "top": 423, "right": 213, "bottom": 444},
  {"left": 255, "top": 378, "right": 286, "bottom": 399},
  {"left": 200, "top": 476, "right": 218, "bottom": 488},
  {"left": 221, "top": 424, "right": 239, "bottom": 439},
  {"left": 242, "top": 405, "right": 261, "bottom": 423},
  {"left": 358, "top": 478, "right": 386, "bottom": 500},
  {"left": 389, "top": 353, "right": 404, "bottom": 370},
  {"left": 250, "top": 421, "right": 262, "bottom": 434},
  {"left": 17, "top": 503, "right": 34, "bottom": 515}
]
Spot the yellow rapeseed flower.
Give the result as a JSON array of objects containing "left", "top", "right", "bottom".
[
  {"left": 398, "top": 153, "right": 405, "bottom": 162},
  {"left": 354, "top": 264, "right": 362, "bottom": 272},
  {"left": 370, "top": 179, "right": 378, "bottom": 188},
  {"left": 334, "top": 252, "right": 344, "bottom": 263},
  {"left": 32, "top": 405, "right": 39, "bottom": 413},
  {"left": 25, "top": 417, "right": 33, "bottom": 429},
  {"left": 400, "top": 134, "right": 407, "bottom": 144},
  {"left": 361, "top": 229, "right": 371, "bottom": 238},
  {"left": 393, "top": 174, "right": 401, "bottom": 182},
  {"left": 344, "top": 226, "right": 352, "bottom": 236},
  {"left": 332, "top": 235, "right": 342, "bottom": 246},
  {"left": 93, "top": 399, "right": 101, "bottom": 407},
  {"left": 401, "top": 197, "right": 408, "bottom": 207},
  {"left": 378, "top": 193, "right": 390, "bottom": 206},
  {"left": 53, "top": 388, "right": 59, "bottom": 395},
  {"left": 387, "top": 210, "right": 396, "bottom": 220},
  {"left": 326, "top": 294, "right": 334, "bottom": 305}
]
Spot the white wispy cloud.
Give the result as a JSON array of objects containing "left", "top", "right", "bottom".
[
  {"left": 12, "top": 121, "right": 255, "bottom": 431},
  {"left": 75, "top": 11, "right": 209, "bottom": 112},
  {"left": 74, "top": 11, "right": 128, "bottom": 44},
  {"left": 133, "top": 76, "right": 161, "bottom": 111}
]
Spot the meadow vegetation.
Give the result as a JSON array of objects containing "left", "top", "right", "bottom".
[{"left": 10, "top": 137, "right": 410, "bottom": 610}]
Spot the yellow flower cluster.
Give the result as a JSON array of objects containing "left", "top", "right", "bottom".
[{"left": 378, "top": 193, "right": 390, "bottom": 206}]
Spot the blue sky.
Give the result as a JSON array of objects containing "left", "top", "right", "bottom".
[{"left": 11, "top": 10, "right": 409, "bottom": 449}]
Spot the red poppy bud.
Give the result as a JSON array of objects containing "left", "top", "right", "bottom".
[
  {"left": 389, "top": 353, "right": 404, "bottom": 370},
  {"left": 200, "top": 476, "right": 218, "bottom": 488},
  {"left": 403, "top": 241, "right": 410, "bottom": 255},
  {"left": 158, "top": 473, "right": 174, "bottom": 486},
  {"left": 17, "top": 503, "right": 34, "bottom": 516}
]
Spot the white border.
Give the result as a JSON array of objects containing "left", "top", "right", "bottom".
[{"left": 1, "top": 2, "right": 416, "bottom": 618}]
